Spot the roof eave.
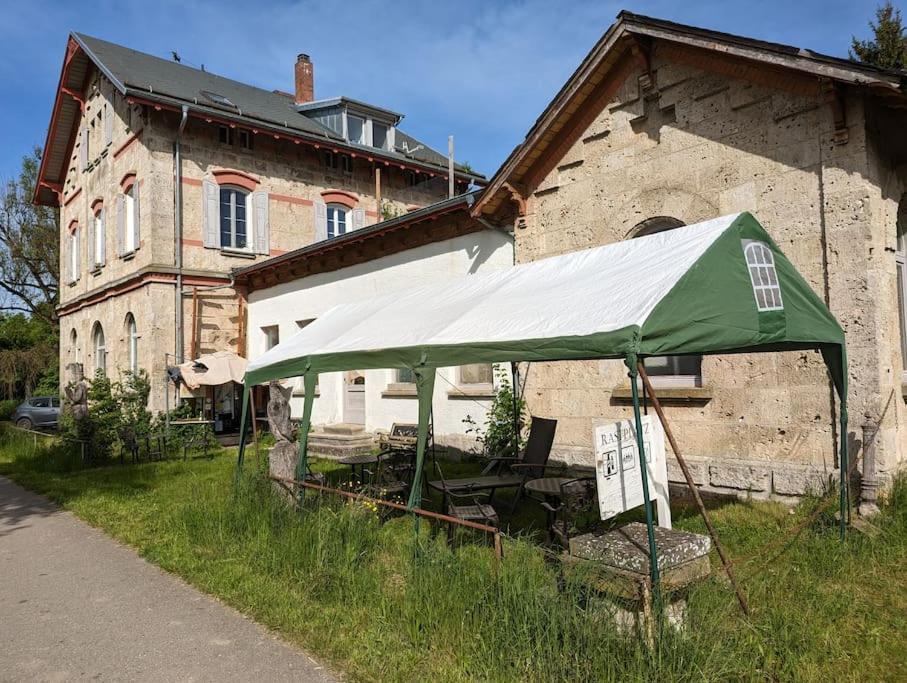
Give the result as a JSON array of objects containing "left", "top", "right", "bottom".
[{"left": 233, "top": 192, "right": 484, "bottom": 285}]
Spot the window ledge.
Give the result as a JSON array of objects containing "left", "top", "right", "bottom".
[
  {"left": 220, "top": 248, "right": 256, "bottom": 259},
  {"left": 447, "top": 385, "right": 495, "bottom": 400},
  {"left": 90, "top": 265, "right": 103, "bottom": 276},
  {"left": 121, "top": 250, "right": 136, "bottom": 261},
  {"left": 291, "top": 388, "right": 321, "bottom": 398},
  {"left": 611, "top": 384, "right": 712, "bottom": 405},
  {"left": 383, "top": 382, "right": 418, "bottom": 398}
]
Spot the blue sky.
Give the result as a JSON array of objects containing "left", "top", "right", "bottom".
[{"left": 0, "top": 0, "right": 890, "bottom": 182}]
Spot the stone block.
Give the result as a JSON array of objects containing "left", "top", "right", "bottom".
[
  {"left": 666, "top": 456, "right": 707, "bottom": 486},
  {"left": 772, "top": 465, "right": 836, "bottom": 496},
  {"left": 708, "top": 463, "right": 771, "bottom": 491}
]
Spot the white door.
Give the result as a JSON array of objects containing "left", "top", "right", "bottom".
[{"left": 343, "top": 371, "right": 365, "bottom": 424}]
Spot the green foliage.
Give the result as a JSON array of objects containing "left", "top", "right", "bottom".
[
  {"left": 463, "top": 365, "right": 529, "bottom": 459},
  {"left": 61, "top": 369, "right": 153, "bottom": 462},
  {"left": 851, "top": 2, "right": 907, "bottom": 70},
  {"left": 0, "top": 148, "right": 59, "bottom": 325},
  {"left": 0, "top": 398, "right": 18, "bottom": 421}
]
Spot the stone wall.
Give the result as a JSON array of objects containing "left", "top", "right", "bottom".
[
  {"left": 59, "top": 281, "right": 174, "bottom": 411},
  {"left": 518, "top": 54, "right": 905, "bottom": 497}
]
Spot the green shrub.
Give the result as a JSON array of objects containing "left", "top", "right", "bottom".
[
  {"left": 463, "top": 365, "right": 529, "bottom": 459},
  {"left": 0, "top": 398, "right": 19, "bottom": 421}
]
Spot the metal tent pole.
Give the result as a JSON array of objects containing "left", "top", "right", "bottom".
[
  {"left": 235, "top": 383, "right": 251, "bottom": 477},
  {"left": 408, "top": 366, "right": 436, "bottom": 510},
  {"left": 510, "top": 361, "right": 520, "bottom": 458},
  {"left": 626, "top": 356, "right": 661, "bottom": 596},
  {"left": 638, "top": 362, "right": 750, "bottom": 616},
  {"left": 295, "top": 373, "right": 317, "bottom": 506}
]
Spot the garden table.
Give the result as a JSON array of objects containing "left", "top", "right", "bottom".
[{"left": 337, "top": 453, "right": 380, "bottom": 483}]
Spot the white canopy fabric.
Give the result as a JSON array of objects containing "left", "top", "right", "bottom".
[
  {"left": 178, "top": 351, "right": 247, "bottom": 390},
  {"left": 247, "top": 213, "right": 739, "bottom": 377}
]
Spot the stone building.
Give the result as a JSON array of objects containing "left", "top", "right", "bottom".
[
  {"left": 473, "top": 13, "right": 907, "bottom": 497},
  {"left": 36, "top": 33, "right": 479, "bottom": 417}
]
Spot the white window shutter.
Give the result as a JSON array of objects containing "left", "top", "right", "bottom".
[
  {"left": 97, "top": 211, "right": 106, "bottom": 266},
  {"left": 351, "top": 208, "right": 365, "bottom": 231},
  {"left": 103, "top": 104, "right": 113, "bottom": 146},
  {"left": 67, "top": 234, "right": 74, "bottom": 284},
  {"left": 79, "top": 126, "right": 88, "bottom": 171},
  {"left": 116, "top": 194, "right": 126, "bottom": 256},
  {"left": 202, "top": 179, "right": 220, "bottom": 248},
  {"left": 133, "top": 181, "right": 141, "bottom": 248},
  {"left": 75, "top": 228, "right": 81, "bottom": 281},
  {"left": 87, "top": 218, "right": 95, "bottom": 268},
  {"left": 251, "top": 191, "right": 269, "bottom": 255},
  {"left": 314, "top": 200, "right": 327, "bottom": 242}
]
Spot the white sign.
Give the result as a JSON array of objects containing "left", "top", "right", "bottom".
[{"left": 593, "top": 415, "right": 671, "bottom": 528}]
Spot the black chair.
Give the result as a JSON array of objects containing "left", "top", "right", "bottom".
[
  {"left": 427, "top": 417, "right": 559, "bottom": 513},
  {"left": 363, "top": 451, "right": 413, "bottom": 502},
  {"left": 542, "top": 476, "right": 598, "bottom": 549},
  {"left": 434, "top": 461, "right": 499, "bottom": 528}
]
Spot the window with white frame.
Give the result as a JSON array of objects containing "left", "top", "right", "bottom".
[
  {"left": 92, "top": 207, "right": 105, "bottom": 268},
  {"left": 124, "top": 184, "right": 138, "bottom": 253},
  {"left": 326, "top": 204, "right": 349, "bottom": 239},
  {"left": 372, "top": 122, "right": 390, "bottom": 150},
  {"left": 743, "top": 240, "right": 783, "bottom": 312},
  {"left": 459, "top": 364, "right": 493, "bottom": 386},
  {"left": 397, "top": 367, "right": 415, "bottom": 384},
  {"left": 70, "top": 328, "right": 81, "bottom": 365},
  {"left": 125, "top": 313, "right": 138, "bottom": 374},
  {"left": 347, "top": 114, "right": 366, "bottom": 145},
  {"left": 631, "top": 216, "right": 702, "bottom": 386},
  {"left": 220, "top": 186, "right": 249, "bottom": 250},
  {"left": 262, "top": 325, "right": 280, "bottom": 351},
  {"left": 69, "top": 226, "right": 80, "bottom": 282},
  {"left": 93, "top": 323, "right": 106, "bottom": 375}
]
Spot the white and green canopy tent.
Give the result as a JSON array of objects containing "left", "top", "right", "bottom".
[{"left": 237, "top": 211, "right": 849, "bottom": 584}]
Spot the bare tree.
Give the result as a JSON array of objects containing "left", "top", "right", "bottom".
[{"left": 0, "top": 148, "right": 59, "bottom": 325}]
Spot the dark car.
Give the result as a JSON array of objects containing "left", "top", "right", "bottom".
[{"left": 12, "top": 396, "right": 61, "bottom": 430}]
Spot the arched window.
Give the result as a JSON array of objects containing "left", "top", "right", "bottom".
[
  {"left": 219, "top": 186, "right": 249, "bottom": 250},
  {"left": 70, "top": 329, "right": 81, "bottom": 364},
  {"left": 743, "top": 241, "right": 783, "bottom": 311},
  {"left": 125, "top": 314, "right": 138, "bottom": 374},
  {"left": 631, "top": 216, "right": 702, "bottom": 386},
  {"left": 896, "top": 194, "right": 907, "bottom": 376},
  {"left": 326, "top": 203, "right": 349, "bottom": 239},
  {"left": 92, "top": 322, "right": 106, "bottom": 375}
]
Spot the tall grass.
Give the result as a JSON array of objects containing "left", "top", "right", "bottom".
[{"left": 1, "top": 426, "right": 905, "bottom": 682}]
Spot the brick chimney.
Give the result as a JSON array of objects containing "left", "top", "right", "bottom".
[{"left": 295, "top": 53, "right": 314, "bottom": 104}]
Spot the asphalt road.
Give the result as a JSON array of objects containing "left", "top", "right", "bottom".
[{"left": 0, "top": 475, "right": 337, "bottom": 682}]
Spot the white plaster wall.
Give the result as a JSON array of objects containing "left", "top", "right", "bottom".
[{"left": 247, "top": 230, "right": 514, "bottom": 449}]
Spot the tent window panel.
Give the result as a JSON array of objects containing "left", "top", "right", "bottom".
[{"left": 744, "top": 241, "right": 783, "bottom": 312}]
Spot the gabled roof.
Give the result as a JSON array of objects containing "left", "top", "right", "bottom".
[
  {"left": 473, "top": 11, "right": 907, "bottom": 218},
  {"left": 36, "top": 33, "right": 481, "bottom": 205}
]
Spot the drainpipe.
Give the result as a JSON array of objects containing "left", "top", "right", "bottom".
[{"left": 174, "top": 105, "right": 189, "bottom": 364}]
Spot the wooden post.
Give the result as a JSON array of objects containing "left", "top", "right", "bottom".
[
  {"left": 637, "top": 362, "right": 751, "bottom": 616},
  {"left": 448, "top": 135, "right": 454, "bottom": 198},
  {"left": 375, "top": 166, "right": 382, "bottom": 220}
]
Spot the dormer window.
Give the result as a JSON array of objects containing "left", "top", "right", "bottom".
[
  {"left": 372, "top": 122, "right": 390, "bottom": 151},
  {"left": 347, "top": 115, "right": 366, "bottom": 145}
]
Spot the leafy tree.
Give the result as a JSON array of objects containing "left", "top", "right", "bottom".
[{"left": 851, "top": 2, "right": 907, "bottom": 70}]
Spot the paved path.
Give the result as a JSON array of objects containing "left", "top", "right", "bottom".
[{"left": 0, "top": 476, "right": 337, "bottom": 682}]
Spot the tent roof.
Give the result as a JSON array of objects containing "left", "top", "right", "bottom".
[{"left": 245, "top": 212, "right": 845, "bottom": 394}]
